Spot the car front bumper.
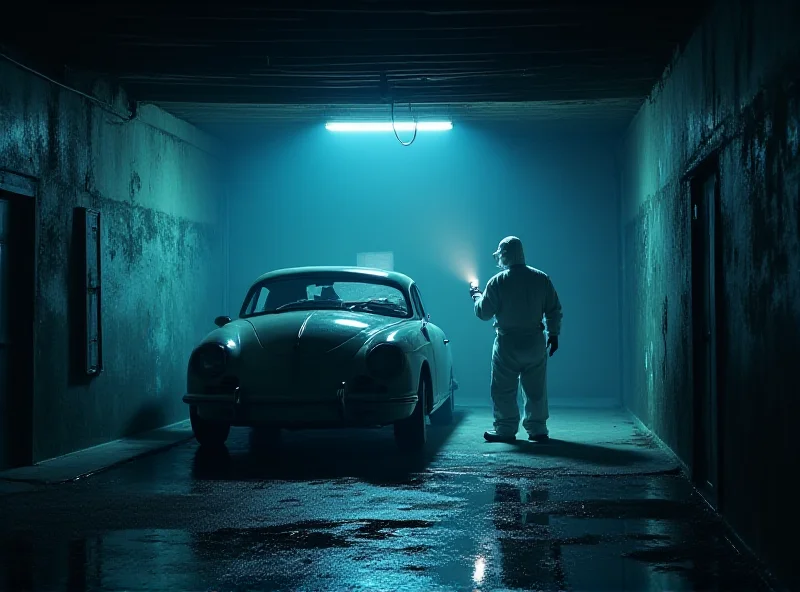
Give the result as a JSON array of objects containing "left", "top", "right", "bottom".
[{"left": 183, "top": 392, "right": 418, "bottom": 428}]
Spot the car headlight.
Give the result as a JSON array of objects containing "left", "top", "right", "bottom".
[
  {"left": 366, "top": 343, "right": 405, "bottom": 380},
  {"left": 190, "top": 343, "right": 227, "bottom": 379}
]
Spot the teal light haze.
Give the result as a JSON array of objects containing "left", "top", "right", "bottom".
[{"left": 221, "top": 120, "right": 622, "bottom": 407}]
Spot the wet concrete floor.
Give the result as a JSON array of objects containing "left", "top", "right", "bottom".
[{"left": 0, "top": 407, "right": 775, "bottom": 591}]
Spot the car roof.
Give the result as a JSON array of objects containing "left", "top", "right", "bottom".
[{"left": 250, "top": 266, "right": 414, "bottom": 290}]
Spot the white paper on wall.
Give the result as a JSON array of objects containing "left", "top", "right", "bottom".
[{"left": 356, "top": 251, "right": 394, "bottom": 271}]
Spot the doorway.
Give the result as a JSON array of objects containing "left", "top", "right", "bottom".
[
  {"left": 690, "top": 160, "right": 722, "bottom": 509},
  {"left": 0, "top": 182, "right": 36, "bottom": 470}
]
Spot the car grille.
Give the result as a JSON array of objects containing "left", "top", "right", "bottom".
[
  {"left": 349, "top": 374, "right": 388, "bottom": 394},
  {"left": 204, "top": 375, "right": 239, "bottom": 395}
]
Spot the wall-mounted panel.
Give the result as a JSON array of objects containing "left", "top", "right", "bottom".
[{"left": 75, "top": 207, "right": 102, "bottom": 376}]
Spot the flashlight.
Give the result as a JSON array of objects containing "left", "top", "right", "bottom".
[{"left": 468, "top": 278, "right": 481, "bottom": 300}]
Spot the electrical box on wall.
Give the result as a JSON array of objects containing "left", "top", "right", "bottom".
[{"left": 75, "top": 207, "right": 103, "bottom": 376}]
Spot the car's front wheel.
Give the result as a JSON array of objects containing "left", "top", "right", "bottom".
[
  {"left": 394, "top": 375, "right": 428, "bottom": 452},
  {"left": 190, "top": 405, "right": 231, "bottom": 448}
]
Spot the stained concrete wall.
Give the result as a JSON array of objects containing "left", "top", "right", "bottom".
[
  {"left": 620, "top": 0, "right": 800, "bottom": 585},
  {"left": 0, "top": 59, "right": 224, "bottom": 462}
]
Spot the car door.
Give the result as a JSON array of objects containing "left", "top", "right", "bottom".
[{"left": 410, "top": 285, "right": 451, "bottom": 403}]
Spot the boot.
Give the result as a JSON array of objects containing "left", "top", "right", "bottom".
[{"left": 484, "top": 431, "right": 516, "bottom": 443}]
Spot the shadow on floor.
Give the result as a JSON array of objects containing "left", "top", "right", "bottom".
[
  {"left": 505, "top": 438, "right": 656, "bottom": 467},
  {"left": 191, "top": 411, "right": 465, "bottom": 485}
]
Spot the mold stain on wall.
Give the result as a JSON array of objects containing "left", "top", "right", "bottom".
[
  {"left": 620, "top": 0, "right": 800, "bottom": 585},
  {"left": 0, "top": 58, "right": 224, "bottom": 460}
]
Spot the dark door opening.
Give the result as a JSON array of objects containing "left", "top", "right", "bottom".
[
  {"left": 690, "top": 162, "right": 722, "bottom": 509},
  {"left": 0, "top": 188, "right": 36, "bottom": 470}
]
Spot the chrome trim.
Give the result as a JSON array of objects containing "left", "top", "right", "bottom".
[
  {"left": 183, "top": 393, "right": 234, "bottom": 403},
  {"left": 337, "top": 381, "right": 346, "bottom": 418},
  {"left": 183, "top": 393, "right": 417, "bottom": 405}
]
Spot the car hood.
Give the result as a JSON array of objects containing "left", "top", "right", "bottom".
[{"left": 245, "top": 310, "right": 405, "bottom": 356}]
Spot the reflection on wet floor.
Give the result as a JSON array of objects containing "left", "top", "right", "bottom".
[{"left": 0, "top": 407, "right": 775, "bottom": 591}]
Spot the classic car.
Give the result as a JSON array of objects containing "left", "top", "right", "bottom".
[{"left": 184, "top": 266, "right": 457, "bottom": 451}]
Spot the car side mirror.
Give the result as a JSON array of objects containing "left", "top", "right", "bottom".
[{"left": 214, "top": 315, "right": 232, "bottom": 328}]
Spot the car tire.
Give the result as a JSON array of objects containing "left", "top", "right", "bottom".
[
  {"left": 190, "top": 405, "right": 231, "bottom": 448},
  {"left": 394, "top": 375, "right": 428, "bottom": 452},
  {"left": 430, "top": 377, "right": 455, "bottom": 426}
]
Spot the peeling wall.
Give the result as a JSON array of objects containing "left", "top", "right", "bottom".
[
  {"left": 0, "top": 59, "right": 224, "bottom": 461},
  {"left": 620, "top": 0, "right": 800, "bottom": 585}
]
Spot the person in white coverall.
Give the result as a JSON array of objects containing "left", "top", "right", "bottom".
[{"left": 470, "top": 236, "right": 563, "bottom": 443}]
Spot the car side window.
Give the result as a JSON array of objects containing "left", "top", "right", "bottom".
[
  {"left": 411, "top": 285, "right": 427, "bottom": 318},
  {"left": 417, "top": 287, "right": 430, "bottom": 318},
  {"left": 253, "top": 287, "right": 268, "bottom": 313}
]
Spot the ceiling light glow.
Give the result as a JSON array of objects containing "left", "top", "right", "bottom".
[{"left": 325, "top": 121, "right": 453, "bottom": 132}]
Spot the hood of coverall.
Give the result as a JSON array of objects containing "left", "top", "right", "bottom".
[{"left": 493, "top": 236, "right": 526, "bottom": 268}]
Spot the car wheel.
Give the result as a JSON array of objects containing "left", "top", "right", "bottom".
[
  {"left": 190, "top": 405, "right": 231, "bottom": 448},
  {"left": 394, "top": 375, "right": 428, "bottom": 452},
  {"left": 430, "top": 375, "right": 455, "bottom": 426}
]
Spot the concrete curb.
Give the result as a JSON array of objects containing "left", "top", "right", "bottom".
[
  {"left": 0, "top": 419, "right": 194, "bottom": 488},
  {"left": 625, "top": 408, "right": 691, "bottom": 477},
  {"left": 625, "top": 408, "right": 781, "bottom": 591}
]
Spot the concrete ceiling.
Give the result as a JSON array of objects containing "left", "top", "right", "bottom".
[
  {"left": 153, "top": 98, "right": 645, "bottom": 128},
  {"left": 5, "top": 1, "right": 710, "bottom": 125}
]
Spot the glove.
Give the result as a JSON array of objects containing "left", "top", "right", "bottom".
[
  {"left": 469, "top": 285, "right": 482, "bottom": 300},
  {"left": 547, "top": 335, "right": 559, "bottom": 357}
]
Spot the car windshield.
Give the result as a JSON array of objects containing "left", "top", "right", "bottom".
[{"left": 241, "top": 275, "right": 412, "bottom": 319}]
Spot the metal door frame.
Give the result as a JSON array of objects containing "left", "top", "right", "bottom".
[
  {"left": 688, "top": 157, "right": 723, "bottom": 511},
  {"left": 0, "top": 169, "right": 38, "bottom": 467},
  {"left": 0, "top": 171, "right": 36, "bottom": 199}
]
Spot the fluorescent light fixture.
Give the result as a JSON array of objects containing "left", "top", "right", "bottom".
[{"left": 325, "top": 121, "right": 452, "bottom": 132}]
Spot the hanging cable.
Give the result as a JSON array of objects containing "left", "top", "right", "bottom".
[
  {"left": 391, "top": 101, "right": 417, "bottom": 147},
  {"left": 0, "top": 50, "right": 218, "bottom": 155},
  {"left": 0, "top": 51, "right": 137, "bottom": 122}
]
